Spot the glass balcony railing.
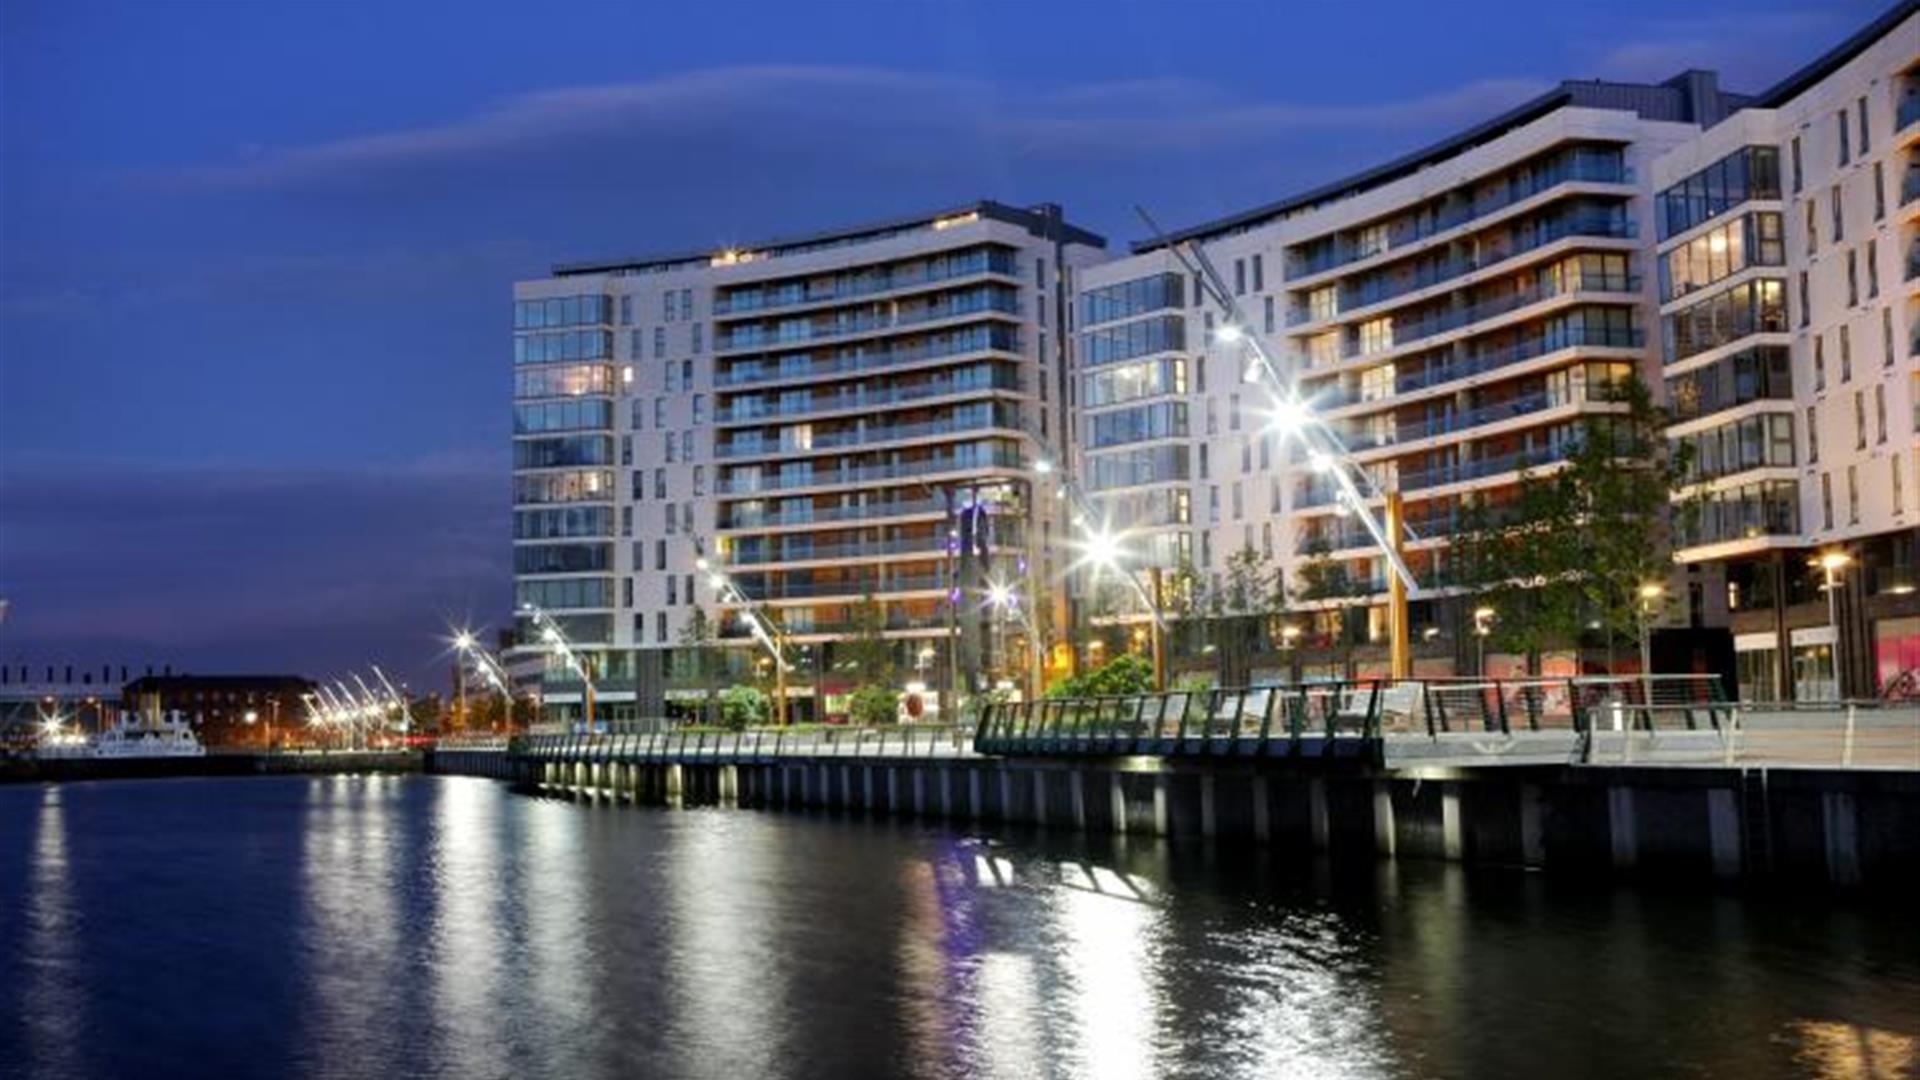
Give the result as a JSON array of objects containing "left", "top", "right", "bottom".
[
  {"left": 726, "top": 572, "right": 950, "bottom": 602},
  {"left": 1285, "top": 157, "right": 1633, "bottom": 279},
  {"left": 1400, "top": 442, "right": 1577, "bottom": 491},
  {"left": 716, "top": 291, "right": 1018, "bottom": 353},
  {"left": 723, "top": 532, "right": 1024, "bottom": 566},
  {"left": 714, "top": 411, "right": 1017, "bottom": 460},
  {"left": 1291, "top": 219, "right": 1637, "bottom": 335},
  {"left": 714, "top": 368, "right": 1020, "bottom": 423},
  {"left": 715, "top": 327, "right": 1020, "bottom": 388},
  {"left": 718, "top": 497, "right": 945, "bottom": 530},
  {"left": 1898, "top": 95, "right": 1920, "bottom": 134},
  {"left": 712, "top": 250, "right": 1019, "bottom": 316},
  {"left": 1298, "top": 328, "right": 1623, "bottom": 409},
  {"left": 714, "top": 450, "right": 1026, "bottom": 494}
]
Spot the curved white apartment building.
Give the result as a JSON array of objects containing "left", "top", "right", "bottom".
[{"left": 516, "top": 3, "right": 1920, "bottom": 717}]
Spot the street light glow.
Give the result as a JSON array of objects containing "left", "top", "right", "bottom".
[
  {"left": 1033, "top": 459, "right": 1053, "bottom": 475},
  {"left": 1815, "top": 550, "right": 1853, "bottom": 573},
  {"left": 1215, "top": 323, "right": 1244, "bottom": 343},
  {"left": 1638, "top": 583, "right": 1666, "bottom": 601},
  {"left": 1267, "top": 397, "right": 1310, "bottom": 437}
]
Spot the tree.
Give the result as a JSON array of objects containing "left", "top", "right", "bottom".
[
  {"left": 1216, "top": 545, "right": 1279, "bottom": 686},
  {"left": 1045, "top": 652, "right": 1155, "bottom": 698},
  {"left": 1451, "top": 376, "right": 1691, "bottom": 674},
  {"left": 677, "top": 606, "right": 720, "bottom": 726},
  {"left": 719, "top": 684, "right": 768, "bottom": 730},
  {"left": 1291, "top": 534, "right": 1363, "bottom": 677},
  {"left": 846, "top": 685, "right": 899, "bottom": 727},
  {"left": 841, "top": 594, "right": 894, "bottom": 686}
]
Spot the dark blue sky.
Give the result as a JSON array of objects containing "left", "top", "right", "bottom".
[{"left": 0, "top": 0, "right": 1885, "bottom": 687}]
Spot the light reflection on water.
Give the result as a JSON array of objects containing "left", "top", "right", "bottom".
[{"left": 0, "top": 775, "right": 1914, "bottom": 1080}]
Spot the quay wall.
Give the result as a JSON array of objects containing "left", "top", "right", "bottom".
[
  {"left": 432, "top": 751, "right": 1920, "bottom": 892},
  {"left": 1, "top": 751, "right": 421, "bottom": 784}
]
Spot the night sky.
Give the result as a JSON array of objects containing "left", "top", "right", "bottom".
[{"left": 0, "top": 0, "right": 1887, "bottom": 688}]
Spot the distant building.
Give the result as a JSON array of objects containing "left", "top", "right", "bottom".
[{"left": 120, "top": 674, "right": 317, "bottom": 749}]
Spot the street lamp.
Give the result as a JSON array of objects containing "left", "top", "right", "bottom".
[
  {"left": 1473, "top": 606, "right": 1497, "bottom": 677},
  {"left": 1813, "top": 550, "right": 1853, "bottom": 700},
  {"left": 695, "top": 546, "right": 792, "bottom": 726},
  {"left": 1637, "top": 583, "right": 1666, "bottom": 705},
  {"left": 522, "top": 602, "right": 597, "bottom": 730}
]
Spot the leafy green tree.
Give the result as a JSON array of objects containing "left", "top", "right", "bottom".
[
  {"left": 676, "top": 606, "right": 720, "bottom": 726},
  {"left": 719, "top": 684, "right": 768, "bottom": 730},
  {"left": 1045, "top": 652, "right": 1155, "bottom": 698},
  {"left": 840, "top": 594, "right": 895, "bottom": 686},
  {"left": 846, "top": 685, "right": 899, "bottom": 727},
  {"left": 1450, "top": 377, "right": 1690, "bottom": 673}
]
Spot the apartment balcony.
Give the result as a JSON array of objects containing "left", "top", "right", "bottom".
[
  {"left": 1399, "top": 442, "right": 1576, "bottom": 493},
  {"left": 721, "top": 572, "right": 950, "bottom": 603},
  {"left": 1338, "top": 389, "right": 1587, "bottom": 454},
  {"left": 1284, "top": 157, "right": 1634, "bottom": 283},
  {"left": 1674, "top": 495, "right": 1800, "bottom": 553},
  {"left": 713, "top": 291, "right": 1019, "bottom": 356},
  {"left": 1286, "top": 219, "right": 1638, "bottom": 337},
  {"left": 715, "top": 326, "right": 1020, "bottom": 389},
  {"left": 722, "top": 533, "right": 1021, "bottom": 568},
  {"left": 1308, "top": 326, "right": 1644, "bottom": 413},
  {"left": 714, "top": 410, "right": 1019, "bottom": 461},
  {"left": 717, "top": 496, "right": 946, "bottom": 530},
  {"left": 711, "top": 249, "right": 1019, "bottom": 318},
  {"left": 716, "top": 611, "right": 952, "bottom": 640},
  {"left": 713, "top": 449, "right": 1027, "bottom": 495},
  {"left": 713, "top": 367, "right": 1021, "bottom": 425},
  {"left": 1897, "top": 95, "right": 1920, "bottom": 149}
]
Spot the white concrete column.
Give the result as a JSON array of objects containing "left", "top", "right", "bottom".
[
  {"left": 1152, "top": 775, "right": 1170, "bottom": 837},
  {"left": 1373, "top": 781, "right": 1397, "bottom": 857},
  {"left": 999, "top": 769, "right": 1015, "bottom": 822},
  {"left": 1823, "top": 791, "right": 1861, "bottom": 887},
  {"left": 886, "top": 767, "right": 899, "bottom": 810},
  {"left": 1252, "top": 776, "right": 1271, "bottom": 842},
  {"left": 1519, "top": 783, "right": 1545, "bottom": 867},
  {"left": 1608, "top": 786, "right": 1637, "bottom": 869},
  {"left": 1441, "top": 783, "right": 1463, "bottom": 861},
  {"left": 1200, "top": 774, "right": 1218, "bottom": 838},
  {"left": 1308, "top": 778, "right": 1330, "bottom": 850},
  {"left": 1707, "top": 788, "right": 1741, "bottom": 878},
  {"left": 1069, "top": 771, "right": 1087, "bottom": 831},
  {"left": 1110, "top": 774, "right": 1128, "bottom": 835}
]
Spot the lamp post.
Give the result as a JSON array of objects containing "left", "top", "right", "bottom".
[
  {"left": 522, "top": 603, "right": 596, "bottom": 731},
  {"left": 1814, "top": 550, "right": 1853, "bottom": 700},
  {"left": 1637, "top": 583, "right": 1665, "bottom": 702},
  {"left": 696, "top": 553, "right": 792, "bottom": 726},
  {"left": 1473, "top": 606, "right": 1496, "bottom": 678}
]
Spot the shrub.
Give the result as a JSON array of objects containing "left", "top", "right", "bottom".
[
  {"left": 846, "top": 684, "right": 899, "bottom": 727},
  {"left": 719, "top": 685, "right": 769, "bottom": 730}
]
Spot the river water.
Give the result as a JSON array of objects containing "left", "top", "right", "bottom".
[{"left": 0, "top": 775, "right": 1914, "bottom": 1079}]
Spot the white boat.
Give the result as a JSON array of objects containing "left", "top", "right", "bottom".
[
  {"left": 37, "top": 706, "right": 206, "bottom": 759},
  {"left": 92, "top": 709, "right": 205, "bottom": 758}
]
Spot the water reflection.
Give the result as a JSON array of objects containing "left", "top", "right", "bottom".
[
  {"left": 427, "top": 776, "right": 505, "bottom": 1077},
  {"left": 297, "top": 774, "right": 405, "bottom": 1078},
  {"left": 1, "top": 778, "right": 1915, "bottom": 1080},
  {"left": 23, "top": 788, "right": 82, "bottom": 1077}
]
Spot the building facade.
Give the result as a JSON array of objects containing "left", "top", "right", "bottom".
[
  {"left": 513, "top": 203, "right": 1104, "bottom": 723},
  {"left": 513, "top": 3, "right": 1920, "bottom": 714},
  {"left": 1654, "top": 5, "right": 1920, "bottom": 701}
]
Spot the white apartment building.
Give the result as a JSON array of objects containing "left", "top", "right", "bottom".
[
  {"left": 513, "top": 203, "right": 1104, "bottom": 722},
  {"left": 1073, "top": 74, "right": 1742, "bottom": 682},
  {"left": 515, "top": 3, "right": 1920, "bottom": 717},
  {"left": 1655, "top": 3, "right": 1920, "bottom": 700}
]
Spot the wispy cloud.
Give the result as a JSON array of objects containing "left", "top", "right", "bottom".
[
  {"left": 153, "top": 65, "right": 1553, "bottom": 195},
  {"left": 1586, "top": 9, "right": 1870, "bottom": 90}
]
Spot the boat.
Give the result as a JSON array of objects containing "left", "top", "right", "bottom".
[
  {"left": 36, "top": 698, "right": 206, "bottom": 760},
  {"left": 92, "top": 709, "right": 205, "bottom": 758}
]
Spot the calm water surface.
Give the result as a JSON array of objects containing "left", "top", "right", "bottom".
[{"left": 0, "top": 775, "right": 1915, "bottom": 1079}]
